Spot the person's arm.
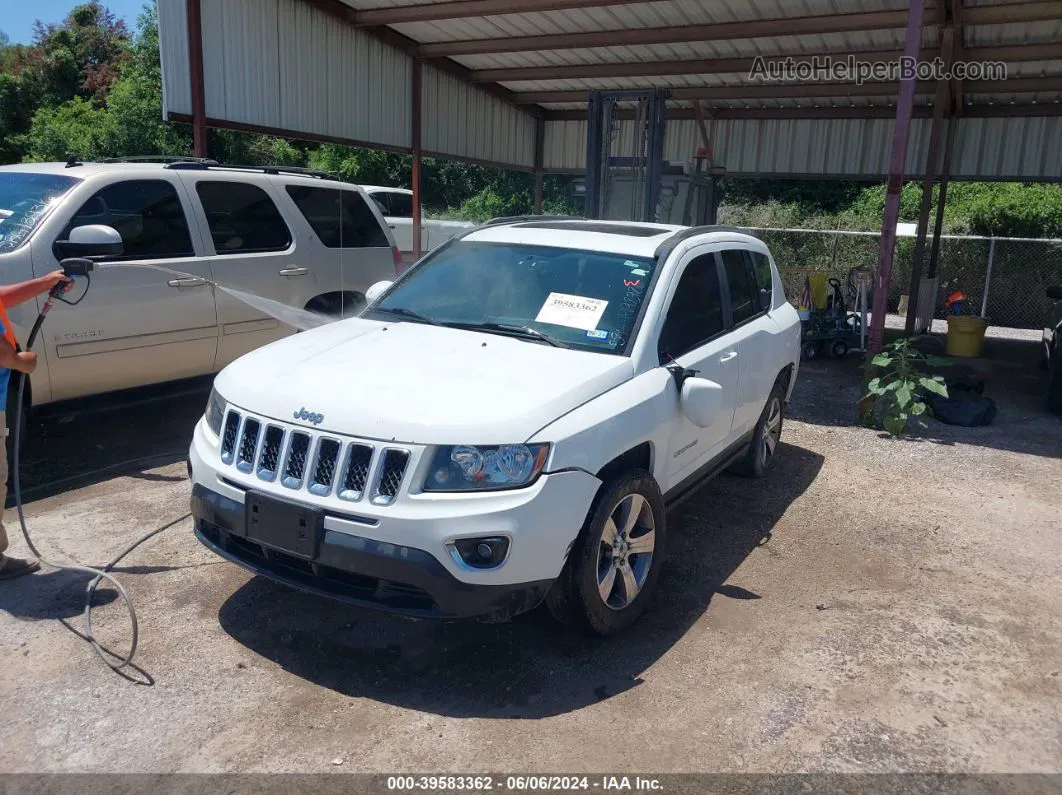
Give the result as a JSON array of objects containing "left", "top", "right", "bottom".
[
  {"left": 0, "top": 338, "right": 35, "bottom": 375},
  {"left": 0, "top": 271, "right": 72, "bottom": 308}
]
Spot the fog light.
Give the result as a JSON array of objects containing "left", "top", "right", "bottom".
[{"left": 451, "top": 536, "right": 509, "bottom": 569}]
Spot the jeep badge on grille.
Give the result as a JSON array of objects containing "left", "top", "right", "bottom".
[{"left": 293, "top": 407, "right": 325, "bottom": 426}]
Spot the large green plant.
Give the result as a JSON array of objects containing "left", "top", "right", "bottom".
[{"left": 863, "top": 338, "right": 950, "bottom": 436}]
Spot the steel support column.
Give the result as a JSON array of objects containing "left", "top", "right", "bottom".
[
  {"left": 927, "top": 118, "right": 958, "bottom": 279},
  {"left": 411, "top": 59, "right": 423, "bottom": 263},
  {"left": 533, "top": 116, "right": 545, "bottom": 213},
  {"left": 868, "top": 0, "right": 927, "bottom": 355},
  {"left": 186, "top": 0, "right": 208, "bottom": 157}
]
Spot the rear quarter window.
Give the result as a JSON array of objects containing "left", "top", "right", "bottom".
[
  {"left": 195, "top": 181, "right": 292, "bottom": 254},
  {"left": 286, "top": 185, "right": 389, "bottom": 249}
]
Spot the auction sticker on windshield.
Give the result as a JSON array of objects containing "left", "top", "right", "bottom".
[{"left": 535, "top": 292, "right": 608, "bottom": 331}]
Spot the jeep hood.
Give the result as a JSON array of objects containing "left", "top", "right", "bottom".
[{"left": 215, "top": 318, "right": 632, "bottom": 445}]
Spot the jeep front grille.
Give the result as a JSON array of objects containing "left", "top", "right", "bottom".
[{"left": 216, "top": 411, "right": 410, "bottom": 506}]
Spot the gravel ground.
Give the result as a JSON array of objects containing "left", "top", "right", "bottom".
[{"left": 0, "top": 342, "right": 1060, "bottom": 774}]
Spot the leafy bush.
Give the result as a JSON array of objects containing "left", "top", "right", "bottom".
[{"left": 863, "top": 338, "right": 950, "bottom": 436}]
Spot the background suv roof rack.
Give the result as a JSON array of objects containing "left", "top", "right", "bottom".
[
  {"left": 163, "top": 162, "right": 339, "bottom": 181},
  {"left": 101, "top": 156, "right": 219, "bottom": 165},
  {"left": 483, "top": 214, "right": 584, "bottom": 226}
]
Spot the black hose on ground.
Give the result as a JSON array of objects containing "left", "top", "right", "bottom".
[{"left": 9, "top": 294, "right": 191, "bottom": 673}]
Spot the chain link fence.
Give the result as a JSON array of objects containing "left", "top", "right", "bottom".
[{"left": 739, "top": 227, "right": 1062, "bottom": 331}]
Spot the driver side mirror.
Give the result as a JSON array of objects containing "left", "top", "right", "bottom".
[
  {"left": 55, "top": 224, "right": 123, "bottom": 260},
  {"left": 678, "top": 376, "right": 724, "bottom": 428},
  {"left": 365, "top": 280, "right": 393, "bottom": 305},
  {"left": 1047, "top": 285, "right": 1062, "bottom": 301}
]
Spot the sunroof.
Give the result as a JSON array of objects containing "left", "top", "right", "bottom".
[{"left": 515, "top": 221, "right": 669, "bottom": 237}]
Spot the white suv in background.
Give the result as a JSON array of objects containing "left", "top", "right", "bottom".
[
  {"left": 0, "top": 158, "right": 400, "bottom": 419},
  {"left": 360, "top": 185, "right": 474, "bottom": 259},
  {"left": 189, "top": 218, "right": 802, "bottom": 634}
]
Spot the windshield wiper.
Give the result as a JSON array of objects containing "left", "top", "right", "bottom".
[
  {"left": 373, "top": 306, "right": 445, "bottom": 326},
  {"left": 455, "top": 321, "right": 569, "bottom": 348}
]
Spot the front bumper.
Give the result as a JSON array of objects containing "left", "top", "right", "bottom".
[{"left": 192, "top": 484, "right": 553, "bottom": 620}]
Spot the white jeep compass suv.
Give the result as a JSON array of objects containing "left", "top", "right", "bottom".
[{"left": 189, "top": 217, "right": 802, "bottom": 634}]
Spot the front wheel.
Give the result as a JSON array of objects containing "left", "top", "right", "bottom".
[{"left": 545, "top": 471, "right": 666, "bottom": 636}]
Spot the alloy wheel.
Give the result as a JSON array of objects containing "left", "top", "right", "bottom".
[
  {"left": 597, "top": 493, "right": 656, "bottom": 610},
  {"left": 762, "top": 397, "right": 782, "bottom": 467}
]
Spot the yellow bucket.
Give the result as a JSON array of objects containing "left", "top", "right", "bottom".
[{"left": 945, "top": 315, "right": 988, "bottom": 358}]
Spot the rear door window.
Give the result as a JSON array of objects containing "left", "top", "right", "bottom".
[
  {"left": 720, "top": 248, "right": 759, "bottom": 325},
  {"left": 195, "top": 181, "right": 292, "bottom": 254},
  {"left": 286, "top": 185, "right": 390, "bottom": 248},
  {"left": 386, "top": 192, "right": 413, "bottom": 218}
]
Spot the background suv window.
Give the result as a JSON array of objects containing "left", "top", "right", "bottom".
[
  {"left": 386, "top": 191, "right": 413, "bottom": 218},
  {"left": 721, "top": 248, "right": 759, "bottom": 325},
  {"left": 658, "top": 253, "right": 724, "bottom": 361},
  {"left": 286, "top": 186, "right": 389, "bottom": 248},
  {"left": 196, "top": 181, "right": 292, "bottom": 254},
  {"left": 62, "top": 179, "right": 193, "bottom": 259}
]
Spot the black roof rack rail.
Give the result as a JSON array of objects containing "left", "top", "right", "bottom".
[
  {"left": 483, "top": 214, "right": 584, "bottom": 226},
  {"left": 100, "top": 156, "right": 219, "bottom": 165},
  {"left": 65, "top": 154, "right": 83, "bottom": 168},
  {"left": 653, "top": 225, "right": 757, "bottom": 260},
  {"left": 163, "top": 162, "right": 340, "bottom": 181}
]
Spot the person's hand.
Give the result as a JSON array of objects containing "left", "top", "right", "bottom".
[
  {"left": 14, "top": 351, "right": 37, "bottom": 375},
  {"left": 41, "top": 270, "right": 73, "bottom": 294}
]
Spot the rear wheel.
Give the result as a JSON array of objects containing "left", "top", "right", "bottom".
[
  {"left": 831, "top": 339, "right": 849, "bottom": 359},
  {"left": 1047, "top": 354, "right": 1062, "bottom": 415},
  {"left": 545, "top": 471, "right": 666, "bottom": 636},
  {"left": 306, "top": 293, "right": 365, "bottom": 320},
  {"left": 731, "top": 382, "right": 785, "bottom": 478}
]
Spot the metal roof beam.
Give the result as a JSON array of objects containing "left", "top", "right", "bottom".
[
  {"left": 416, "top": 2, "right": 1059, "bottom": 58},
  {"left": 470, "top": 43, "right": 1062, "bottom": 83},
  {"left": 353, "top": 0, "right": 650, "bottom": 26},
  {"left": 516, "top": 77, "right": 1062, "bottom": 104},
  {"left": 542, "top": 103, "right": 1062, "bottom": 122}
]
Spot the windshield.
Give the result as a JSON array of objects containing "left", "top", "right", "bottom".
[
  {"left": 0, "top": 172, "right": 81, "bottom": 254},
  {"left": 371, "top": 241, "right": 657, "bottom": 354}
]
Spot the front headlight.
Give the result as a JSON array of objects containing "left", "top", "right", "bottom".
[
  {"left": 204, "top": 387, "right": 226, "bottom": 437},
  {"left": 424, "top": 443, "right": 550, "bottom": 492}
]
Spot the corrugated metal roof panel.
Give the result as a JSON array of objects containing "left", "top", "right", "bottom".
[
  {"left": 966, "top": 20, "right": 1062, "bottom": 47},
  {"left": 392, "top": 0, "right": 912, "bottom": 44},
  {"left": 545, "top": 114, "right": 1062, "bottom": 179},
  {"left": 421, "top": 65, "right": 536, "bottom": 168},
  {"left": 157, "top": 0, "right": 191, "bottom": 116}
]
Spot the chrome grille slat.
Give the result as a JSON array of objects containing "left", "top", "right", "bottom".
[
  {"left": 220, "top": 411, "right": 241, "bottom": 464},
  {"left": 282, "top": 432, "right": 311, "bottom": 489},
  {"left": 373, "top": 449, "right": 410, "bottom": 505},
  {"left": 236, "top": 418, "right": 261, "bottom": 473},
  {"left": 308, "top": 438, "right": 341, "bottom": 496},
  {"left": 257, "top": 425, "right": 285, "bottom": 481},
  {"left": 338, "top": 444, "right": 374, "bottom": 502}
]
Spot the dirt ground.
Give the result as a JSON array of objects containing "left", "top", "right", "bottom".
[{"left": 1, "top": 336, "right": 1060, "bottom": 774}]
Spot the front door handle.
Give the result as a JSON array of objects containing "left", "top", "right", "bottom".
[
  {"left": 279, "top": 266, "right": 309, "bottom": 277},
  {"left": 719, "top": 351, "right": 738, "bottom": 364},
  {"left": 167, "top": 278, "right": 208, "bottom": 288}
]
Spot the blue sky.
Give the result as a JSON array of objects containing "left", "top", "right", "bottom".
[{"left": 2, "top": 0, "right": 147, "bottom": 44}]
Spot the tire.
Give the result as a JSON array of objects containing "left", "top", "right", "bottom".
[
  {"left": 306, "top": 293, "right": 365, "bottom": 320},
  {"left": 802, "top": 341, "right": 822, "bottom": 360},
  {"left": 730, "top": 382, "right": 786, "bottom": 478},
  {"left": 1047, "top": 356, "right": 1062, "bottom": 416},
  {"left": 545, "top": 470, "right": 666, "bottom": 636},
  {"left": 831, "top": 339, "right": 849, "bottom": 359}
]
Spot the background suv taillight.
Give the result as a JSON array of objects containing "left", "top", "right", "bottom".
[{"left": 392, "top": 246, "right": 404, "bottom": 274}]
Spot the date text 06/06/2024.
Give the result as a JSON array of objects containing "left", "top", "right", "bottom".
[{"left": 385, "top": 775, "right": 665, "bottom": 791}]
